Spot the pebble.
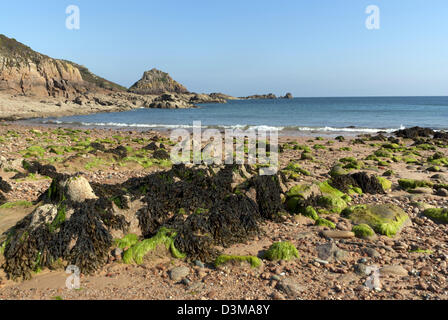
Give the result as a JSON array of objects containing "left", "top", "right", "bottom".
[
  {"left": 380, "top": 265, "right": 409, "bottom": 276},
  {"left": 169, "top": 266, "right": 190, "bottom": 282},
  {"left": 275, "top": 277, "right": 305, "bottom": 297}
]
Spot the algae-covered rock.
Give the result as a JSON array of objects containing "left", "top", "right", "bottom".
[
  {"left": 329, "top": 165, "right": 348, "bottom": 177},
  {"left": 352, "top": 223, "right": 375, "bottom": 238},
  {"left": 315, "top": 218, "right": 336, "bottom": 229},
  {"left": 377, "top": 177, "right": 392, "bottom": 191},
  {"left": 285, "top": 184, "right": 320, "bottom": 213},
  {"left": 263, "top": 241, "right": 299, "bottom": 261},
  {"left": 215, "top": 255, "right": 261, "bottom": 268},
  {"left": 398, "top": 179, "right": 432, "bottom": 190},
  {"left": 342, "top": 204, "right": 410, "bottom": 237},
  {"left": 317, "top": 181, "right": 349, "bottom": 213},
  {"left": 422, "top": 208, "right": 448, "bottom": 224}
]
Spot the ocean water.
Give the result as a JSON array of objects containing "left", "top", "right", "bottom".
[{"left": 33, "top": 96, "right": 448, "bottom": 135}]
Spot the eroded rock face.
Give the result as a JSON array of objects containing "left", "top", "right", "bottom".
[
  {"left": 129, "top": 68, "right": 189, "bottom": 95},
  {"left": 0, "top": 34, "right": 125, "bottom": 98}
]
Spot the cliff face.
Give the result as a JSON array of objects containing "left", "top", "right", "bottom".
[
  {"left": 0, "top": 34, "right": 125, "bottom": 98},
  {"left": 128, "top": 68, "right": 189, "bottom": 95}
]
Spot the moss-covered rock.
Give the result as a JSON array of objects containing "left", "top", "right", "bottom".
[
  {"left": 422, "top": 208, "right": 448, "bottom": 224},
  {"left": 215, "top": 255, "right": 261, "bottom": 268},
  {"left": 342, "top": 204, "right": 410, "bottom": 237},
  {"left": 352, "top": 223, "right": 375, "bottom": 238},
  {"left": 263, "top": 241, "right": 299, "bottom": 261},
  {"left": 317, "top": 181, "right": 349, "bottom": 213},
  {"left": 398, "top": 179, "right": 432, "bottom": 190},
  {"left": 315, "top": 218, "right": 336, "bottom": 229},
  {"left": 329, "top": 165, "right": 348, "bottom": 177},
  {"left": 300, "top": 206, "right": 319, "bottom": 221},
  {"left": 377, "top": 177, "right": 392, "bottom": 191}
]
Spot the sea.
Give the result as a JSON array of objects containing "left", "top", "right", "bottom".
[{"left": 29, "top": 96, "right": 448, "bottom": 136}]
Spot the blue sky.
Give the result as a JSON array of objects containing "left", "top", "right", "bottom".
[{"left": 1, "top": 0, "right": 447, "bottom": 97}]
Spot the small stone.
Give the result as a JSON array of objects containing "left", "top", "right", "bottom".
[
  {"left": 194, "top": 260, "right": 205, "bottom": 268},
  {"left": 436, "top": 188, "right": 448, "bottom": 197},
  {"left": 275, "top": 277, "right": 305, "bottom": 297},
  {"left": 364, "top": 248, "right": 381, "bottom": 258},
  {"left": 380, "top": 265, "right": 408, "bottom": 276},
  {"left": 321, "top": 230, "right": 355, "bottom": 239}
]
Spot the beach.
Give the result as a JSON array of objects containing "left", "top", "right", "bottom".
[{"left": 0, "top": 122, "right": 447, "bottom": 300}]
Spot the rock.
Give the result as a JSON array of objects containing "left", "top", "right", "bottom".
[
  {"left": 29, "top": 204, "right": 59, "bottom": 230},
  {"left": 436, "top": 188, "right": 448, "bottom": 197},
  {"left": 380, "top": 265, "right": 408, "bottom": 277},
  {"left": 0, "top": 155, "right": 6, "bottom": 168},
  {"left": 320, "top": 230, "right": 355, "bottom": 239},
  {"left": 283, "top": 93, "right": 293, "bottom": 99},
  {"left": 144, "top": 142, "right": 159, "bottom": 151},
  {"left": 329, "top": 165, "right": 348, "bottom": 177},
  {"left": 275, "top": 277, "right": 305, "bottom": 297},
  {"left": 129, "top": 68, "right": 189, "bottom": 95},
  {"left": 410, "top": 187, "right": 434, "bottom": 195},
  {"left": 342, "top": 204, "right": 410, "bottom": 237},
  {"left": 153, "top": 149, "right": 171, "bottom": 160},
  {"left": 0, "top": 35, "right": 126, "bottom": 99},
  {"left": 169, "top": 266, "right": 190, "bottom": 282},
  {"left": 194, "top": 260, "right": 205, "bottom": 268},
  {"left": 316, "top": 242, "right": 349, "bottom": 262},
  {"left": 58, "top": 176, "right": 98, "bottom": 203},
  {"left": 112, "top": 248, "right": 123, "bottom": 259},
  {"left": 363, "top": 248, "right": 381, "bottom": 258}
]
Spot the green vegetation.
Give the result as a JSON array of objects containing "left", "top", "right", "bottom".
[
  {"left": 123, "top": 227, "right": 185, "bottom": 264},
  {"left": 215, "top": 255, "right": 261, "bottom": 268},
  {"left": 352, "top": 224, "right": 375, "bottom": 238},
  {"left": 342, "top": 204, "right": 409, "bottom": 237},
  {"left": 0, "top": 200, "right": 33, "bottom": 209},
  {"left": 377, "top": 177, "right": 392, "bottom": 191},
  {"left": 398, "top": 179, "right": 432, "bottom": 190},
  {"left": 263, "top": 241, "right": 299, "bottom": 261},
  {"left": 422, "top": 208, "right": 448, "bottom": 224},
  {"left": 315, "top": 218, "right": 336, "bottom": 229},
  {"left": 115, "top": 233, "right": 139, "bottom": 249}
]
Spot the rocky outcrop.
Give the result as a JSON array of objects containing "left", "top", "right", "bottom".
[
  {"left": 129, "top": 68, "right": 189, "bottom": 95},
  {"left": 283, "top": 93, "right": 293, "bottom": 99},
  {"left": 0, "top": 34, "right": 125, "bottom": 99},
  {"left": 240, "top": 93, "right": 277, "bottom": 100}
]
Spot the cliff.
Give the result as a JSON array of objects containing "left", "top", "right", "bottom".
[{"left": 0, "top": 34, "right": 125, "bottom": 98}]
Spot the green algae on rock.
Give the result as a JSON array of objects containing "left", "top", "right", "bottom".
[
  {"left": 123, "top": 227, "right": 185, "bottom": 264},
  {"left": 214, "top": 255, "right": 261, "bottom": 268},
  {"left": 317, "top": 181, "right": 349, "bottom": 213},
  {"left": 377, "top": 177, "right": 392, "bottom": 191},
  {"left": 352, "top": 223, "right": 375, "bottom": 238},
  {"left": 315, "top": 218, "right": 336, "bottom": 229},
  {"left": 398, "top": 179, "right": 433, "bottom": 190},
  {"left": 263, "top": 241, "right": 299, "bottom": 261},
  {"left": 422, "top": 208, "right": 448, "bottom": 224},
  {"left": 342, "top": 204, "right": 410, "bottom": 237}
]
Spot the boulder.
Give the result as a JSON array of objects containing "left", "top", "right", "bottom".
[
  {"left": 342, "top": 204, "right": 410, "bottom": 237},
  {"left": 58, "top": 176, "right": 98, "bottom": 203}
]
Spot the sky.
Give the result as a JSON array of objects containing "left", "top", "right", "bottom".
[{"left": 1, "top": 0, "right": 447, "bottom": 97}]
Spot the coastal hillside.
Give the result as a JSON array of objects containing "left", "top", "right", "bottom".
[
  {"left": 0, "top": 34, "right": 126, "bottom": 98},
  {"left": 128, "top": 68, "right": 189, "bottom": 95}
]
